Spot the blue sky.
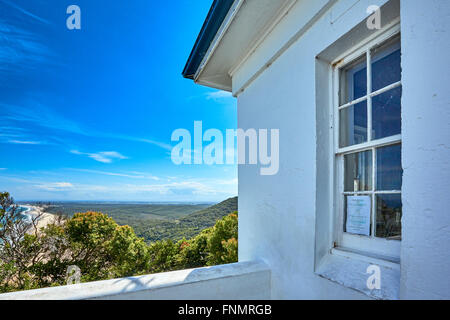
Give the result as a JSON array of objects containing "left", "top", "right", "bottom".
[{"left": 0, "top": 0, "right": 237, "bottom": 202}]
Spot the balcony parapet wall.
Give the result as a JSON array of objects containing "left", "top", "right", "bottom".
[{"left": 0, "top": 260, "right": 271, "bottom": 300}]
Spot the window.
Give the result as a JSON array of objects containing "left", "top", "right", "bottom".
[{"left": 333, "top": 26, "right": 402, "bottom": 260}]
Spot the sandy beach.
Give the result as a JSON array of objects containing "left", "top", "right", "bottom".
[{"left": 20, "top": 205, "right": 58, "bottom": 232}]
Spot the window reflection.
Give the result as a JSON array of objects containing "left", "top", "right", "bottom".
[
  {"left": 340, "top": 54, "right": 367, "bottom": 105},
  {"left": 372, "top": 87, "right": 402, "bottom": 140},
  {"left": 375, "top": 194, "right": 402, "bottom": 239},
  {"left": 344, "top": 150, "right": 372, "bottom": 192},
  {"left": 371, "top": 38, "right": 401, "bottom": 92},
  {"left": 339, "top": 101, "right": 367, "bottom": 148},
  {"left": 377, "top": 144, "right": 402, "bottom": 191}
]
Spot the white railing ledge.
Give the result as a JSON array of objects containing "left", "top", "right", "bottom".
[{"left": 0, "top": 260, "right": 271, "bottom": 300}]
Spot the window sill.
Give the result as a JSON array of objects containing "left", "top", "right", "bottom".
[{"left": 315, "top": 248, "right": 400, "bottom": 300}]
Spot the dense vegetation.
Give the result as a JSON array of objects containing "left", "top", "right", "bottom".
[
  {"left": 42, "top": 197, "right": 238, "bottom": 243},
  {"left": 0, "top": 192, "right": 238, "bottom": 293},
  {"left": 137, "top": 197, "right": 238, "bottom": 242},
  {"left": 44, "top": 202, "right": 211, "bottom": 223}
]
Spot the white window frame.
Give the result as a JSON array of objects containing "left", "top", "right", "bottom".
[{"left": 332, "top": 23, "right": 402, "bottom": 261}]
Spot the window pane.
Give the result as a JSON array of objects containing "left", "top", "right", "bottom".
[
  {"left": 344, "top": 150, "right": 372, "bottom": 192},
  {"left": 372, "top": 86, "right": 402, "bottom": 139},
  {"left": 340, "top": 54, "right": 367, "bottom": 105},
  {"left": 375, "top": 194, "right": 402, "bottom": 239},
  {"left": 371, "top": 38, "right": 401, "bottom": 92},
  {"left": 376, "top": 144, "right": 402, "bottom": 190},
  {"left": 339, "top": 101, "right": 367, "bottom": 148}
]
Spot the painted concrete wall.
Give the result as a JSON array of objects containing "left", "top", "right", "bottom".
[
  {"left": 0, "top": 261, "right": 271, "bottom": 300},
  {"left": 400, "top": 0, "right": 450, "bottom": 300},
  {"left": 236, "top": 0, "right": 449, "bottom": 299},
  {"left": 2, "top": 0, "right": 447, "bottom": 302}
]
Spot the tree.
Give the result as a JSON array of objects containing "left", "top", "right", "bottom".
[
  {"left": 65, "top": 211, "right": 117, "bottom": 281},
  {"left": 176, "top": 229, "right": 211, "bottom": 269},
  {"left": 0, "top": 192, "right": 71, "bottom": 291},
  {"left": 220, "top": 237, "right": 238, "bottom": 264},
  {"left": 0, "top": 197, "right": 151, "bottom": 291},
  {"left": 66, "top": 211, "right": 150, "bottom": 281},
  {"left": 147, "top": 239, "right": 179, "bottom": 273},
  {"left": 0, "top": 192, "right": 239, "bottom": 293},
  {"left": 206, "top": 212, "right": 238, "bottom": 266},
  {"left": 0, "top": 192, "right": 45, "bottom": 292},
  {"left": 109, "top": 225, "right": 150, "bottom": 277}
]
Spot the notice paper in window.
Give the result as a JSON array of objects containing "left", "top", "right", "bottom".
[{"left": 346, "top": 196, "right": 371, "bottom": 236}]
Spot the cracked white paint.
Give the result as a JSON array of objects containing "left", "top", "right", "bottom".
[{"left": 399, "top": 0, "right": 450, "bottom": 300}]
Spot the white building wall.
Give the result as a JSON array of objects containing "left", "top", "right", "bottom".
[
  {"left": 236, "top": 0, "right": 450, "bottom": 299},
  {"left": 400, "top": 0, "right": 450, "bottom": 300}
]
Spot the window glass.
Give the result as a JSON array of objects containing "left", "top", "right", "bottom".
[
  {"left": 339, "top": 54, "right": 367, "bottom": 105},
  {"left": 376, "top": 144, "right": 402, "bottom": 190},
  {"left": 372, "top": 87, "right": 402, "bottom": 139},
  {"left": 375, "top": 194, "right": 402, "bottom": 239},
  {"left": 336, "top": 32, "right": 403, "bottom": 250},
  {"left": 339, "top": 101, "right": 367, "bottom": 148},
  {"left": 371, "top": 38, "right": 401, "bottom": 92},
  {"left": 344, "top": 150, "right": 372, "bottom": 192}
]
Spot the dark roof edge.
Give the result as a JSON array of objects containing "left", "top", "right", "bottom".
[{"left": 182, "top": 0, "right": 235, "bottom": 80}]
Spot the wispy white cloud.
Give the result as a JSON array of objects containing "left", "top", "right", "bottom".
[
  {"left": 187, "top": 90, "right": 235, "bottom": 104},
  {"left": 0, "top": 0, "right": 51, "bottom": 25},
  {"left": 0, "top": 126, "right": 26, "bottom": 137},
  {"left": 1, "top": 102, "right": 86, "bottom": 136},
  {"left": 0, "top": 173, "right": 237, "bottom": 201},
  {"left": 205, "top": 90, "right": 233, "bottom": 100},
  {"left": 1, "top": 102, "right": 173, "bottom": 153},
  {"left": 0, "top": 125, "right": 50, "bottom": 146},
  {"left": 75, "top": 179, "right": 236, "bottom": 197},
  {"left": 34, "top": 182, "right": 74, "bottom": 191},
  {"left": 109, "top": 135, "right": 172, "bottom": 151},
  {"left": 128, "top": 171, "right": 160, "bottom": 181},
  {"left": 8, "top": 139, "right": 43, "bottom": 145},
  {"left": 70, "top": 168, "right": 160, "bottom": 181},
  {"left": 0, "top": 9, "right": 55, "bottom": 77},
  {"left": 70, "top": 150, "right": 128, "bottom": 164},
  {"left": 133, "top": 138, "right": 173, "bottom": 151},
  {"left": 72, "top": 169, "right": 143, "bottom": 179},
  {"left": 120, "top": 177, "right": 238, "bottom": 197}
]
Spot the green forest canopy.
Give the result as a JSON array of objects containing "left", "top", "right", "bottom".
[{"left": 0, "top": 192, "right": 238, "bottom": 293}]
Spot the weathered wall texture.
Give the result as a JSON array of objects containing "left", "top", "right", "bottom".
[
  {"left": 237, "top": 0, "right": 449, "bottom": 299},
  {"left": 0, "top": 261, "right": 271, "bottom": 300},
  {"left": 400, "top": 0, "right": 450, "bottom": 300}
]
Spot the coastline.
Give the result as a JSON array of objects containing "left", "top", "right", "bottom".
[{"left": 20, "top": 205, "right": 58, "bottom": 231}]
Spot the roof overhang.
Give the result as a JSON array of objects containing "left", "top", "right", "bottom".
[{"left": 182, "top": 0, "right": 296, "bottom": 92}]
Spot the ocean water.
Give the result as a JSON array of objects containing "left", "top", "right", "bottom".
[
  {"left": 0, "top": 206, "right": 30, "bottom": 225},
  {"left": 0, "top": 207, "right": 31, "bottom": 244},
  {"left": 17, "top": 206, "right": 32, "bottom": 222}
]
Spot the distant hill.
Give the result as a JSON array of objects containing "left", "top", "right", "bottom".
[
  {"left": 36, "top": 197, "right": 238, "bottom": 243},
  {"left": 137, "top": 197, "right": 238, "bottom": 242},
  {"left": 43, "top": 202, "right": 210, "bottom": 223}
]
